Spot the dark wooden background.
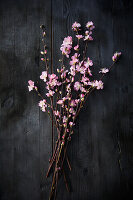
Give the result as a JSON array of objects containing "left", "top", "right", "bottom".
[{"left": 0, "top": 0, "right": 133, "bottom": 199}]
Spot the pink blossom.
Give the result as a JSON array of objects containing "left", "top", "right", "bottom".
[
  {"left": 85, "top": 30, "right": 89, "bottom": 35},
  {"left": 74, "top": 45, "right": 79, "bottom": 51},
  {"left": 80, "top": 94, "right": 85, "bottom": 98},
  {"left": 28, "top": 80, "right": 35, "bottom": 91},
  {"left": 69, "top": 107, "right": 76, "bottom": 115},
  {"left": 76, "top": 64, "right": 81, "bottom": 72},
  {"left": 40, "top": 71, "right": 47, "bottom": 82},
  {"left": 70, "top": 58, "right": 78, "bottom": 66},
  {"left": 96, "top": 80, "right": 104, "bottom": 90},
  {"left": 84, "top": 35, "right": 93, "bottom": 41},
  {"left": 81, "top": 76, "right": 90, "bottom": 85},
  {"left": 70, "top": 53, "right": 79, "bottom": 66},
  {"left": 80, "top": 86, "right": 86, "bottom": 93},
  {"left": 63, "top": 116, "right": 68, "bottom": 123},
  {"left": 69, "top": 122, "right": 75, "bottom": 127},
  {"left": 48, "top": 79, "right": 57, "bottom": 88},
  {"left": 72, "top": 22, "right": 81, "bottom": 31},
  {"left": 61, "top": 70, "right": 68, "bottom": 79},
  {"left": 75, "top": 99, "right": 80, "bottom": 104},
  {"left": 86, "top": 21, "right": 95, "bottom": 30},
  {"left": 46, "top": 90, "right": 55, "bottom": 97},
  {"left": 38, "top": 99, "right": 47, "bottom": 112},
  {"left": 76, "top": 35, "right": 83, "bottom": 40},
  {"left": 62, "top": 97, "right": 67, "bottom": 101},
  {"left": 87, "top": 68, "right": 92, "bottom": 76},
  {"left": 47, "top": 74, "right": 58, "bottom": 88},
  {"left": 86, "top": 57, "right": 93, "bottom": 66},
  {"left": 79, "top": 66, "right": 86, "bottom": 74},
  {"left": 84, "top": 58, "right": 93, "bottom": 71},
  {"left": 54, "top": 110, "right": 60, "bottom": 117},
  {"left": 38, "top": 99, "right": 46, "bottom": 107},
  {"left": 70, "top": 66, "right": 76, "bottom": 76},
  {"left": 60, "top": 36, "right": 72, "bottom": 57},
  {"left": 66, "top": 84, "right": 71, "bottom": 92},
  {"left": 74, "top": 81, "right": 81, "bottom": 91},
  {"left": 60, "top": 46, "right": 71, "bottom": 58},
  {"left": 66, "top": 78, "right": 70, "bottom": 83},
  {"left": 57, "top": 99, "right": 64, "bottom": 105},
  {"left": 62, "top": 36, "right": 72, "bottom": 46},
  {"left": 57, "top": 81, "right": 62, "bottom": 86},
  {"left": 112, "top": 52, "right": 121, "bottom": 62},
  {"left": 92, "top": 80, "right": 104, "bottom": 90},
  {"left": 99, "top": 68, "right": 109, "bottom": 74},
  {"left": 91, "top": 81, "right": 97, "bottom": 87},
  {"left": 49, "top": 74, "right": 57, "bottom": 80},
  {"left": 70, "top": 100, "right": 77, "bottom": 107},
  {"left": 41, "top": 58, "right": 45, "bottom": 61}
]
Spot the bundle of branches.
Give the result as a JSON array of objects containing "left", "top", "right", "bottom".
[{"left": 28, "top": 21, "right": 121, "bottom": 199}]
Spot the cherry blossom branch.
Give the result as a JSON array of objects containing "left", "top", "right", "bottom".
[
  {"left": 74, "top": 59, "right": 120, "bottom": 121},
  {"left": 40, "top": 25, "right": 49, "bottom": 71},
  {"left": 63, "top": 168, "right": 70, "bottom": 192},
  {"left": 28, "top": 21, "right": 121, "bottom": 200}
]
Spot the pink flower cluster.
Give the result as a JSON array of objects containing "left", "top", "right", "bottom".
[
  {"left": 28, "top": 21, "right": 121, "bottom": 134},
  {"left": 28, "top": 22, "right": 122, "bottom": 199},
  {"left": 40, "top": 71, "right": 47, "bottom": 82},
  {"left": 72, "top": 21, "right": 95, "bottom": 41},
  {"left": 45, "top": 73, "right": 61, "bottom": 97},
  {"left": 86, "top": 21, "right": 95, "bottom": 30},
  {"left": 60, "top": 36, "right": 72, "bottom": 58},
  {"left": 84, "top": 21, "right": 95, "bottom": 41},
  {"left": 28, "top": 80, "right": 37, "bottom": 91},
  {"left": 91, "top": 80, "right": 104, "bottom": 90},
  {"left": 72, "top": 22, "right": 81, "bottom": 31},
  {"left": 54, "top": 110, "right": 60, "bottom": 117},
  {"left": 38, "top": 99, "right": 47, "bottom": 112}
]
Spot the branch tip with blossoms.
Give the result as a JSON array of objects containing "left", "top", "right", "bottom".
[{"left": 28, "top": 21, "right": 121, "bottom": 200}]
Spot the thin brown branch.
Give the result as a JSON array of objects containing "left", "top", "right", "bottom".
[
  {"left": 66, "top": 154, "right": 72, "bottom": 171},
  {"left": 63, "top": 168, "right": 70, "bottom": 193}
]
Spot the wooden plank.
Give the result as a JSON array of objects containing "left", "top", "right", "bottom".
[
  {"left": 111, "top": 0, "right": 133, "bottom": 198},
  {"left": 38, "top": 1, "right": 53, "bottom": 199},
  {"left": 0, "top": 0, "right": 52, "bottom": 200}
]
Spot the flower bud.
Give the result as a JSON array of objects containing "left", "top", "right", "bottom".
[
  {"left": 40, "top": 51, "right": 44, "bottom": 55},
  {"left": 43, "top": 31, "right": 46, "bottom": 36}
]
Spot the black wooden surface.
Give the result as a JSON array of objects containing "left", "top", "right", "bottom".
[{"left": 0, "top": 0, "right": 133, "bottom": 200}]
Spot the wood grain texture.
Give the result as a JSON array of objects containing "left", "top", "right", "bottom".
[{"left": 0, "top": 0, "right": 133, "bottom": 200}]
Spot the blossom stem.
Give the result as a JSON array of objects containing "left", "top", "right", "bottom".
[
  {"left": 66, "top": 153, "right": 72, "bottom": 171},
  {"left": 63, "top": 168, "right": 70, "bottom": 192},
  {"left": 100, "top": 61, "right": 116, "bottom": 80},
  {"left": 46, "top": 140, "right": 60, "bottom": 178},
  {"left": 49, "top": 141, "right": 62, "bottom": 199}
]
